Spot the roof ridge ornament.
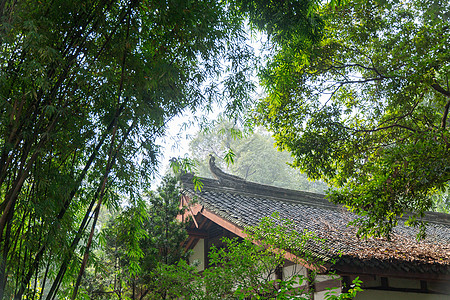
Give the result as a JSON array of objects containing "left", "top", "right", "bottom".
[
  {"left": 202, "top": 155, "right": 332, "bottom": 206},
  {"left": 208, "top": 155, "right": 246, "bottom": 187}
]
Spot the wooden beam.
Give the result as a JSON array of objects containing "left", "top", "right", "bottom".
[
  {"left": 307, "top": 269, "right": 315, "bottom": 300},
  {"left": 197, "top": 216, "right": 209, "bottom": 230},
  {"left": 281, "top": 278, "right": 342, "bottom": 294},
  {"left": 177, "top": 197, "right": 203, "bottom": 224},
  {"left": 420, "top": 280, "right": 427, "bottom": 292},
  {"left": 364, "top": 286, "right": 437, "bottom": 294},
  {"left": 336, "top": 267, "right": 450, "bottom": 282},
  {"left": 342, "top": 276, "right": 351, "bottom": 294},
  {"left": 187, "top": 229, "right": 208, "bottom": 238},
  {"left": 204, "top": 235, "right": 209, "bottom": 269},
  {"left": 315, "top": 278, "right": 342, "bottom": 292},
  {"left": 185, "top": 237, "right": 198, "bottom": 251},
  {"left": 199, "top": 208, "right": 249, "bottom": 239},
  {"left": 381, "top": 277, "right": 388, "bottom": 288}
]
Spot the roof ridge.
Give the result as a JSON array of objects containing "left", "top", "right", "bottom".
[
  {"left": 207, "top": 154, "right": 325, "bottom": 196},
  {"left": 180, "top": 159, "right": 333, "bottom": 210},
  {"left": 180, "top": 159, "right": 450, "bottom": 226}
]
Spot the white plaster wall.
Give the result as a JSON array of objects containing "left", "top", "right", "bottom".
[
  {"left": 190, "top": 239, "right": 205, "bottom": 272},
  {"left": 282, "top": 264, "right": 307, "bottom": 288},
  {"left": 316, "top": 274, "right": 340, "bottom": 282},
  {"left": 283, "top": 264, "right": 307, "bottom": 278}
]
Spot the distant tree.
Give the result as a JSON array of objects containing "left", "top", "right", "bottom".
[{"left": 189, "top": 118, "right": 327, "bottom": 193}]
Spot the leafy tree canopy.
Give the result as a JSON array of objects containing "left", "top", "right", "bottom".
[{"left": 254, "top": 0, "right": 450, "bottom": 237}]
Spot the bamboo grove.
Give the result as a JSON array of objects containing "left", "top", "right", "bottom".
[{"left": 0, "top": 0, "right": 254, "bottom": 298}]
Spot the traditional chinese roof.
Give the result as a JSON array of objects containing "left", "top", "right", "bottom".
[{"left": 180, "top": 158, "right": 450, "bottom": 280}]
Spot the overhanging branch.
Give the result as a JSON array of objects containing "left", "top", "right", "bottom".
[
  {"left": 353, "top": 124, "right": 417, "bottom": 134},
  {"left": 432, "top": 83, "right": 450, "bottom": 97},
  {"left": 432, "top": 83, "right": 450, "bottom": 129},
  {"left": 442, "top": 99, "right": 450, "bottom": 130}
]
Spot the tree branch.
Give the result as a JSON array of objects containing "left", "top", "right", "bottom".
[
  {"left": 432, "top": 83, "right": 450, "bottom": 97},
  {"left": 353, "top": 124, "right": 417, "bottom": 133},
  {"left": 431, "top": 83, "right": 450, "bottom": 129},
  {"left": 377, "top": 99, "right": 420, "bottom": 128},
  {"left": 442, "top": 99, "right": 450, "bottom": 130}
]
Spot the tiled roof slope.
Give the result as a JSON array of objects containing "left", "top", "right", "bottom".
[{"left": 181, "top": 169, "right": 450, "bottom": 278}]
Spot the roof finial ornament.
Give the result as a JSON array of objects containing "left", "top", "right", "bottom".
[
  {"left": 208, "top": 154, "right": 245, "bottom": 186},
  {"left": 208, "top": 154, "right": 219, "bottom": 176}
]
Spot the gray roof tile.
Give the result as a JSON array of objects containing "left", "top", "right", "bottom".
[{"left": 181, "top": 173, "right": 450, "bottom": 276}]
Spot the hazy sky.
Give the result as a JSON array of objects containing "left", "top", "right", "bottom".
[
  {"left": 153, "top": 28, "right": 265, "bottom": 185},
  {"left": 153, "top": 108, "right": 220, "bottom": 184}
]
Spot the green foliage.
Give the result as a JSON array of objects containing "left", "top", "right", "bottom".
[
  {"left": 189, "top": 118, "right": 327, "bottom": 192},
  {"left": 325, "top": 277, "right": 363, "bottom": 300},
  {"left": 0, "top": 0, "right": 255, "bottom": 297},
  {"left": 204, "top": 237, "right": 284, "bottom": 299},
  {"left": 200, "top": 213, "right": 362, "bottom": 299},
  {"left": 146, "top": 176, "right": 189, "bottom": 266},
  {"left": 432, "top": 189, "right": 450, "bottom": 214},
  {"left": 89, "top": 207, "right": 362, "bottom": 299},
  {"left": 82, "top": 175, "right": 189, "bottom": 299},
  {"left": 145, "top": 260, "right": 202, "bottom": 299},
  {"left": 255, "top": 0, "right": 450, "bottom": 238},
  {"left": 169, "top": 157, "right": 204, "bottom": 191},
  {"left": 232, "top": 0, "right": 325, "bottom": 45},
  {"left": 224, "top": 148, "right": 236, "bottom": 166}
]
